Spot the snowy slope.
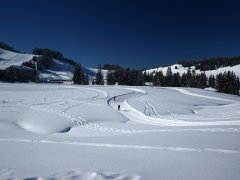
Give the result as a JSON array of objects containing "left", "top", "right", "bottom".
[
  {"left": 0, "top": 48, "right": 34, "bottom": 70},
  {"left": 0, "top": 48, "right": 109, "bottom": 81},
  {"left": 38, "top": 59, "right": 75, "bottom": 81},
  {"left": 87, "top": 68, "right": 108, "bottom": 79},
  {"left": 145, "top": 64, "right": 240, "bottom": 77},
  {"left": 39, "top": 66, "right": 109, "bottom": 81},
  {"left": 1, "top": 83, "right": 240, "bottom": 179}
]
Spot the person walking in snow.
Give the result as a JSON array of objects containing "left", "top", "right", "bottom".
[
  {"left": 118, "top": 104, "right": 120, "bottom": 111},
  {"left": 114, "top": 96, "right": 116, "bottom": 101}
]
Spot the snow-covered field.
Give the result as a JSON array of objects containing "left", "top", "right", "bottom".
[{"left": 0, "top": 83, "right": 240, "bottom": 179}]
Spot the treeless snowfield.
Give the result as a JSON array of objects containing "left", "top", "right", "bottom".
[{"left": 0, "top": 83, "right": 240, "bottom": 180}]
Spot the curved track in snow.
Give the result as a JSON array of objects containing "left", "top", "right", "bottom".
[
  {"left": 1, "top": 86, "right": 240, "bottom": 134},
  {"left": 108, "top": 87, "right": 240, "bottom": 127}
]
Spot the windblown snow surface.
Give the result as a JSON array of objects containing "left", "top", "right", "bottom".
[{"left": 0, "top": 83, "right": 240, "bottom": 179}]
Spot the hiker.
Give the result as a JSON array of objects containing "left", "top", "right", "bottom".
[
  {"left": 114, "top": 96, "right": 116, "bottom": 101},
  {"left": 118, "top": 104, "right": 120, "bottom": 111}
]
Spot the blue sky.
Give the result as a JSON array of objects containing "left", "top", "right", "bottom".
[{"left": 1, "top": 0, "right": 240, "bottom": 69}]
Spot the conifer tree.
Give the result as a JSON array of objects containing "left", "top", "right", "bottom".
[
  {"left": 208, "top": 75, "right": 215, "bottom": 88},
  {"left": 190, "top": 69, "right": 197, "bottom": 87},
  {"left": 106, "top": 71, "right": 115, "bottom": 85},
  {"left": 153, "top": 71, "right": 160, "bottom": 86},
  {"left": 72, "top": 65, "right": 83, "bottom": 84},
  {"left": 198, "top": 72, "right": 207, "bottom": 88},
  {"left": 181, "top": 73, "right": 187, "bottom": 87},
  {"left": 173, "top": 72, "right": 181, "bottom": 87},
  {"left": 235, "top": 77, "right": 240, "bottom": 95},
  {"left": 84, "top": 74, "right": 89, "bottom": 85},
  {"left": 95, "top": 65, "right": 104, "bottom": 85},
  {"left": 216, "top": 73, "right": 225, "bottom": 93},
  {"left": 165, "top": 67, "right": 173, "bottom": 86},
  {"left": 186, "top": 68, "right": 192, "bottom": 87}
]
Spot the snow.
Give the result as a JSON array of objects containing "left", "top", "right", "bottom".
[
  {"left": 1, "top": 83, "right": 240, "bottom": 179},
  {"left": 0, "top": 48, "right": 34, "bottom": 70},
  {"left": 0, "top": 48, "right": 106, "bottom": 81},
  {"left": 204, "top": 87, "right": 217, "bottom": 92},
  {"left": 88, "top": 68, "right": 109, "bottom": 79},
  {"left": 145, "top": 63, "right": 240, "bottom": 77},
  {"left": 38, "top": 59, "right": 75, "bottom": 81}
]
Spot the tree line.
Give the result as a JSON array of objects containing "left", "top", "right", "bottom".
[
  {"left": 105, "top": 64, "right": 144, "bottom": 86},
  {"left": 73, "top": 63, "right": 240, "bottom": 96},
  {"left": 73, "top": 64, "right": 145, "bottom": 86},
  {"left": 143, "top": 67, "right": 240, "bottom": 95},
  {"left": 0, "top": 42, "right": 20, "bottom": 53},
  {"left": 177, "top": 56, "right": 240, "bottom": 71}
]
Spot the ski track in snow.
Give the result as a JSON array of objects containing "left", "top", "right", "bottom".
[
  {"left": 0, "top": 138, "right": 239, "bottom": 155},
  {"left": 169, "top": 87, "right": 238, "bottom": 103},
  {"left": 111, "top": 87, "right": 240, "bottom": 127},
  {"left": 2, "top": 103, "right": 240, "bottom": 136},
  {"left": 139, "top": 96, "right": 159, "bottom": 117},
  {"left": 1, "top": 87, "right": 240, "bottom": 134},
  {"left": 139, "top": 95, "right": 171, "bottom": 116},
  {"left": 62, "top": 94, "right": 105, "bottom": 113},
  {"left": 0, "top": 88, "right": 139, "bottom": 134}
]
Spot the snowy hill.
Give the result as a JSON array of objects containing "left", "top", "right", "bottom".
[
  {"left": 0, "top": 48, "right": 34, "bottom": 70},
  {"left": 38, "top": 59, "right": 75, "bottom": 81},
  {"left": 0, "top": 48, "right": 108, "bottom": 81},
  {"left": 145, "top": 64, "right": 240, "bottom": 77}
]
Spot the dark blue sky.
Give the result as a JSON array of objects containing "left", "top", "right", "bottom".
[{"left": 1, "top": 0, "right": 240, "bottom": 69}]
